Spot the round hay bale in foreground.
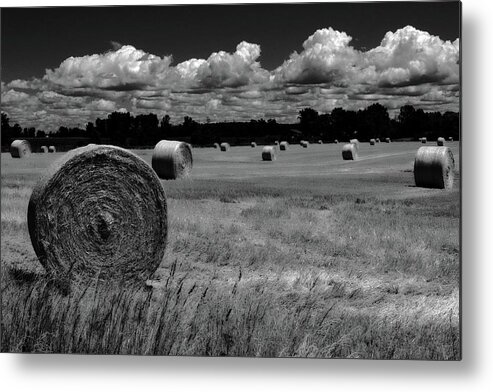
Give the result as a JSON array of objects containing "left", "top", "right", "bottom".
[
  {"left": 251, "top": 142, "right": 257, "bottom": 148},
  {"left": 370, "top": 138, "right": 376, "bottom": 145},
  {"left": 213, "top": 143, "right": 220, "bottom": 149},
  {"left": 421, "top": 137, "right": 427, "bottom": 144},
  {"left": 280, "top": 141, "right": 289, "bottom": 151},
  {"left": 385, "top": 138, "right": 391, "bottom": 143},
  {"left": 414, "top": 146, "right": 455, "bottom": 190},
  {"left": 10, "top": 139, "right": 32, "bottom": 158},
  {"left": 262, "top": 146, "right": 277, "bottom": 161},
  {"left": 40, "top": 146, "right": 49, "bottom": 153},
  {"left": 152, "top": 140, "right": 193, "bottom": 180},
  {"left": 27, "top": 144, "right": 168, "bottom": 281},
  {"left": 342, "top": 143, "right": 358, "bottom": 160},
  {"left": 220, "top": 142, "right": 230, "bottom": 151},
  {"left": 48, "top": 145, "right": 56, "bottom": 153},
  {"left": 437, "top": 137, "right": 445, "bottom": 146}
]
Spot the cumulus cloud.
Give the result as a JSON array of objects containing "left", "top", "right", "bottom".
[{"left": 1, "top": 26, "right": 459, "bottom": 130}]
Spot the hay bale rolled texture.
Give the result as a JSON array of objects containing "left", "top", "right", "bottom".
[
  {"left": 301, "top": 140, "right": 309, "bottom": 148},
  {"left": 342, "top": 143, "right": 358, "bottom": 160},
  {"left": 385, "top": 138, "right": 391, "bottom": 143},
  {"left": 10, "top": 139, "right": 32, "bottom": 158},
  {"left": 349, "top": 138, "right": 359, "bottom": 146},
  {"left": 41, "top": 146, "right": 49, "bottom": 153},
  {"left": 280, "top": 141, "right": 289, "bottom": 151},
  {"left": 27, "top": 144, "right": 167, "bottom": 280},
  {"left": 262, "top": 146, "right": 277, "bottom": 161},
  {"left": 414, "top": 146, "right": 455, "bottom": 190},
  {"left": 376, "top": 138, "right": 380, "bottom": 143},
  {"left": 251, "top": 142, "right": 257, "bottom": 148},
  {"left": 421, "top": 137, "right": 427, "bottom": 144},
  {"left": 48, "top": 145, "right": 56, "bottom": 153},
  {"left": 437, "top": 137, "right": 445, "bottom": 146},
  {"left": 370, "top": 139, "right": 376, "bottom": 145},
  {"left": 152, "top": 140, "right": 193, "bottom": 180},
  {"left": 213, "top": 143, "right": 220, "bottom": 149},
  {"left": 220, "top": 142, "right": 230, "bottom": 151}
]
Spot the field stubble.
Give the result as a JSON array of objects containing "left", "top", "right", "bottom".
[{"left": 1, "top": 143, "right": 460, "bottom": 358}]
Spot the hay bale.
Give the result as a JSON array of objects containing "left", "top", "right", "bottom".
[
  {"left": 220, "top": 142, "right": 230, "bottom": 151},
  {"left": 48, "top": 145, "right": 56, "bottom": 153},
  {"left": 213, "top": 143, "right": 220, "bottom": 149},
  {"left": 280, "top": 141, "right": 289, "bottom": 151},
  {"left": 350, "top": 138, "right": 359, "bottom": 146},
  {"left": 414, "top": 146, "right": 455, "bottom": 190},
  {"left": 421, "top": 137, "right": 427, "bottom": 144},
  {"left": 448, "top": 137, "right": 454, "bottom": 142},
  {"left": 10, "top": 139, "right": 32, "bottom": 158},
  {"left": 376, "top": 138, "right": 380, "bottom": 143},
  {"left": 275, "top": 140, "right": 280, "bottom": 146},
  {"left": 318, "top": 140, "right": 323, "bottom": 144},
  {"left": 334, "top": 139, "right": 339, "bottom": 144},
  {"left": 301, "top": 140, "right": 309, "bottom": 148},
  {"left": 370, "top": 139, "right": 376, "bottom": 145},
  {"left": 342, "top": 143, "right": 358, "bottom": 160},
  {"left": 251, "top": 142, "right": 257, "bottom": 148},
  {"left": 152, "top": 140, "right": 193, "bottom": 180},
  {"left": 437, "top": 137, "right": 445, "bottom": 146},
  {"left": 262, "top": 146, "right": 277, "bottom": 161},
  {"left": 40, "top": 146, "right": 49, "bottom": 153},
  {"left": 27, "top": 144, "right": 167, "bottom": 281},
  {"left": 385, "top": 138, "right": 391, "bottom": 143}
]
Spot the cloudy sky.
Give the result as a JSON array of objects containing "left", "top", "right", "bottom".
[{"left": 1, "top": 2, "right": 460, "bottom": 131}]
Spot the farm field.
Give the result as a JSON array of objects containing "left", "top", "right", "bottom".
[{"left": 1, "top": 141, "right": 461, "bottom": 358}]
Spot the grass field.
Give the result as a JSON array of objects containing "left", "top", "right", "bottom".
[{"left": 1, "top": 141, "right": 460, "bottom": 358}]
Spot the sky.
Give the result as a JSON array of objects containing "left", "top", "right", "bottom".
[{"left": 1, "top": 2, "right": 461, "bottom": 131}]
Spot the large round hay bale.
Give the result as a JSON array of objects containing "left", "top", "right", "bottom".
[
  {"left": 301, "top": 140, "right": 309, "bottom": 148},
  {"left": 40, "top": 146, "right": 49, "bottom": 153},
  {"left": 280, "top": 141, "right": 289, "bottom": 151},
  {"left": 213, "top": 143, "right": 220, "bottom": 149},
  {"left": 10, "top": 139, "right": 32, "bottom": 158},
  {"left": 48, "top": 145, "right": 56, "bottom": 153},
  {"left": 421, "top": 137, "right": 427, "bottom": 144},
  {"left": 414, "top": 146, "right": 455, "bottom": 190},
  {"left": 370, "top": 139, "right": 376, "bottom": 145},
  {"left": 342, "top": 143, "right": 358, "bottom": 160},
  {"left": 437, "top": 137, "right": 445, "bottom": 146},
  {"left": 220, "top": 142, "right": 230, "bottom": 151},
  {"left": 385, "top": 138, "right": 391, "bottom": 143},
  {"left": 27, "top": 144, "right": 167, "bottom": 281},
  {"left": 251, "top": 142, "right": 257, "bottom": 148},
  {"left": 262, "top": 146, "right": 277, "bottom": 161},
  {"left": 152, "top": 140, "right": 193, "bottom": 180}
]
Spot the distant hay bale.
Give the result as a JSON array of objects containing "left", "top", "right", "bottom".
[
  {"left": 152, "top": 140, "right": 193, "bottom": 180},
  {"left": 40, "top": 146, "right": 49, "bottom": 153},
  {"left": 376, "top": 138, "right": 380, "bottom": 143},
  {"left": 437, "top": 137, "right": 445, "bottom": 146},
  {"left": 300, "top": 140, "right": 309, "bottom": 148},
  {"left": 414, "top": 146, "right": 455, "bottom": 190},
  {"left": 48, "top": 145, "right": 56, "bottom": 153},
  {"left": 318, "top": 140, "right": 323, "bottom": 144},
  {"left": 27, "top": 144, "right": 168, "bottom": 281},
  {"left": 334, "top": 139, "right": 339, "bottom": 144},
  {"left": 220, "top": 142, "right": 230, "bottom": 151},
  {"left": 262, "top": 146, "right": 277, "bottom": 161},
  {"left": 421, "top": 137, "right": 427, "bottom": 144},
  {"left": 213, "top": 143, "right": 220, "bottom": 149},
  {"left": 342, "top": 143, "right": 358, "bottom": 160},
  {"left": 275, "top": 140, "right": 280, "bottom": 146},
  {"left": 10, "top": 139, "right": 32, "bottom": 158},
  {"left": 280, "top": 141, "right": 289, "bottom": 151},
  {"left": 370, "top": 139, "right": 376, "bottom": 145},
  {"left": 251, "top": 142, "right": 257, "bottom": 148},
  {"left": 385, "top": 138, "right": 391, "bottom": 143},
  {"left": 448, "top": 137, "right": 454, "bottom": 142}
]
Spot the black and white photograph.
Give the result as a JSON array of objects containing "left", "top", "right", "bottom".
[{"left": 1, "top": 1, "right": 461, "bottom": 360}]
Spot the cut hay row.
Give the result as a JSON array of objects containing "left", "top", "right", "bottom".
[
  {"left": 220, "top": 142, "right": 230, "bottom": 151},
  {"left": 437, "top": 137, "right": 445, "bottom": 146},
  {"left": 370, "top": 139, "right": 376, "bottom": 145},
  {"left": 10, "top": 139, "right": 32, "bottom": 158},
  {"left": 342, "top": 143, "right": 358, "bottom": 160},
  {"left": 40, "top": 146, "right": 48, "bottom": 153},
  {"left": 261, "top": 146, "right": 277, "bottom": 161},
  {"left": 280, "top": 141, "right": 289, "bottom": 151},
  {"left": 27, "top": 144, "right": 168, "bottom": 281},
  {"left": 48, "top": 145, "right": 56, "bottom": 153},
  {"left": 414, "top": 146, "right": 455, "bottom": 190},
  {"left": 152, "top": 140, "right": 193, "bottom": 180}
]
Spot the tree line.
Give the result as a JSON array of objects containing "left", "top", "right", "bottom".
[{"left": 1, "top": 103, "right": 460, "bottom": 148}]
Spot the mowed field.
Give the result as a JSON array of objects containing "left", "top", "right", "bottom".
[{"left": 1, "top": 141, "right": 460, "bottom": 358}]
